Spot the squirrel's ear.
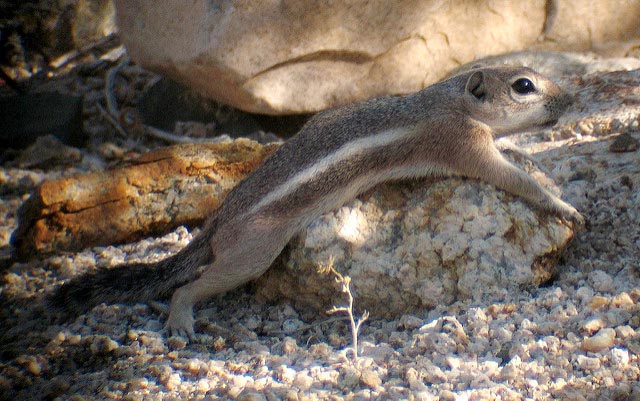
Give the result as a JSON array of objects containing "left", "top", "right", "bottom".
[{"left": 466, "top": 71, "right": 486, "bottom": 101}]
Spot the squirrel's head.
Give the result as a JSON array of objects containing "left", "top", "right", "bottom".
[{"left": 461, "top": 67, "right": 572, "bottom": 136}]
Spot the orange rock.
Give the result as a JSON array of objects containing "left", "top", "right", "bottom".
[{"left": 11, "top": 139, "right": 278, "bottom": 259}]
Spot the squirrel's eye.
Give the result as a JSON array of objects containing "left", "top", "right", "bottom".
[{"left": 512, "top": 78, "right": 536, "bottom": 94}]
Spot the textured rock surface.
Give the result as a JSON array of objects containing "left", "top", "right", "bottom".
[
  {"left": 256, "top": 158, "right": 575, "bottom": 318},
  {"left": 538, "top": 0, "right": 640, "bottom": 52},
  {"left": 10, "top": 139, "right": 278, "bottom": 259},
  {"left": 115, "top": 0, "right": 640, "bottom": 114},
  {"left": 115, "top": 0, "right": 547, "bottom": 114},
  {"left": 449, "top": 51, "right": 640, "bottom": 85}
]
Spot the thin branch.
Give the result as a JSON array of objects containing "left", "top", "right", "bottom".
[
  {"left": 49, "top": 33, "right": 120, "bottom": 70},
  {"left": 104, "top": 56, "right": 130, "bottom": 116},
  {"left": 96, "top": 102, "right": 128, "bottom": 138},
  {"left": 325, "top": 259, "right": 369, "bottom": 361}
]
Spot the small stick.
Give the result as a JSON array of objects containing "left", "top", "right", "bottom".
[
  {"left": 104, "top": 56, "right": 130, "bottom": 117},
  {"left": 323, "top": 259, "right": 369, "bottom": 361},
  {"left": 49, "top": 33, "right": 119, "bottom": 70},
  {"left": 96, "top": 102, "right": 128, "bottom": 138}
]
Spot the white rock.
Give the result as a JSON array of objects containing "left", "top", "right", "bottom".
[
  {"left": 196, "top": 378, "right": 210, "bottom": 393},
  {"left": 257, "top": 163, "right": 575, "bottom": 318},
  {"left": 164, "top": 373, "right": 182, "bottom": 391},
  {"left": 588, "top": 270, "right": 615, "bottom": 293},
  {"left": 293, "top": 371, "right": 314, "bottom": 390},
  {"left": 615, "top": 326, "right": 636, "bottom": 339},
  {"left": 610, "top": 348, "right": 630, "bottom": 367},
  {"left": 575, "top": 355, "right": 601, "bottom": 371},
  {"left": 115, "top": 0, "right": 640, "bottom": 114},
  {"left": 581, "top": 328, "right": 616, "bottom": 352},
  {"left": 275, "top": 365, "right": 296, "bottom": 384},
  {"left": 115, "top": 0, "right": 553, "bottom": 114}
]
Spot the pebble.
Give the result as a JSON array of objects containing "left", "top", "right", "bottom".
[
  {"left": 588, "top": 270, "right": 615, "bottom": 293},
  {"left": 16, "top": 355, "right": 42, "bottom": 376},
  {"left": 275, "top": 365, "right": 297, "bottom": 384},
  {"left": 126, "top": 377, "right": 148, "bottom": 391},
  {"left": 610, "top": 348, "right": 630, "bottom": 367},
  {"left": 589, "top": 295, "right": 610, "bottom": 310},
  {"left": 575, "top": 286, "right": 594, "bottom": 303},
  {"left": 581, "top": 328, "right": 616, "bottom": 352},
  {"left": 237, "top": 390, "right": 267, "bottom": 401},
  {"left": 163, "top": 373, "right": 182, "bottom": 391},
  {"left": 196, "top": 378, "right": 211, "bottom": 392},
  {"left": 89, "top": 335, "right": 119, "bottom": 355},
  {"left": 615, "top": 325, "right": 636, "bottom": 339},
  {"left": 359, "top": 368, "right": 383, "bottom": 388},
  {"left": 439, "top": 390, "right": 457, "bottom": 401},
  {"left": 166, "top": 336, "right": 187, "bottom": 350},
  {"left": 576, "top": 355, "right": 601, "bottom": 371},
  {"left": 293, "top": 371, "right": 314, "bottom": 390},
  {"left": 405, "top": 368, "right": 429, "bottom": 391},
  {"left": 582, "top": 317, "right": 605, "bottom": 334},
  {"left": 399, "top": 315, "right": 424, "bottom": 330},
  {"left": 361, "top": 342, "right": 395, "bottom": 362},
  {"left": 612, "top": 292, "right": 635, "bottom": 309}
]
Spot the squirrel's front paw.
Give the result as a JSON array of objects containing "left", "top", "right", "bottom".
[{"left": 562, "top": 207, "right": 586, "bottom": 230}]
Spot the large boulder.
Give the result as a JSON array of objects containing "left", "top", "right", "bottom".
[
  {"left": 115, "top": 0, "right": 640, "bottom": 115},
  {"left": 115, "top": 0, "right": 548, "bottom": 115}
]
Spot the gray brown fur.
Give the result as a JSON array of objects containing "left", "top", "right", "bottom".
[{"left": 50, "top": 67, "right": 583, "bottom": 339}]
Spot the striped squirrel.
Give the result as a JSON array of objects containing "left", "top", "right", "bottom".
[{"left": 50, "top": 67, "right": 583, "bottom": 339}]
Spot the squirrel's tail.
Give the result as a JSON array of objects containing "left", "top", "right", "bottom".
[{"left": 48, "top": 226, "right": 214, "bottom": 318}]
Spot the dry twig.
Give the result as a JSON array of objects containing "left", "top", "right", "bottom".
[{"left": 322, "top": 258, "right": 369, "bottom": 360}]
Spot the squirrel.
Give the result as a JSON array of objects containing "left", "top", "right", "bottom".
[{"left": 50, "top": 67, "right": 584, "bottom": 340}]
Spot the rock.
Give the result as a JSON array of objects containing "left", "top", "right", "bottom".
[
  {"left": 359, "top": 368, "right": 383, "bottom": 388},
  {"left": 610, "top": 348, "right": 630, "bottom": 367},
  {"left": 581, "top": 328, "right": 616, "bottom": 352},
  {"left": 9, "top": 135, "right": 82, "bottom": 169},
  {"left": 236, "top": 391, "right": 267, "bottom": 401},
  {"left": 115, "top": 0, "right": 548, "bottom": 115},
  {"left": 538, "top": 0, "right": 640, "bottom": 52},
  {"left": 115, "top": 0, "right": 640, "bottom": 115},
  {"left": 10, "top": 139, "right": 278, "bottom": 259},
  {"left": 255, "top": 157, "right": 576, "bottom": 318},
  {"left": 73, "top": 0, "right": 116, "bottom": 48},
  {"left": 609, "top": 133, "right": 640, "bottom": 153},
  {"left": 137, "top": 78, "right": 263, "bottom": 137},
  {"left": 588, "top": 270, "right": 615, "bottom": 294},
  {"left": 448, "top": 51, "right": 640, "bottom": 86},
  {"left": 0, "top": 0, "right": 115, "bottom": 75}
]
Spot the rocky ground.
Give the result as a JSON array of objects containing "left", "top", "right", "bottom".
[{"left": 1, "top": 36, "right": 640, "bottom": 401}]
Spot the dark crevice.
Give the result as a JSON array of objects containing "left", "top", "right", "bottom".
[
  {"left": 246, "top": 49, "right": 374, "bottom": 82},
  {"left": 542, "top": 0, "right": 558, "bottom": 36}
]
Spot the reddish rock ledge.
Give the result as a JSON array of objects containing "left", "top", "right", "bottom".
[{"left": 11, "top": 139, "right": 278, "bottom": 260}]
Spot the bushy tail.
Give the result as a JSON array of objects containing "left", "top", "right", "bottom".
[{"left": 48, "top": 229, "right": 214, "bottom": 318}]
